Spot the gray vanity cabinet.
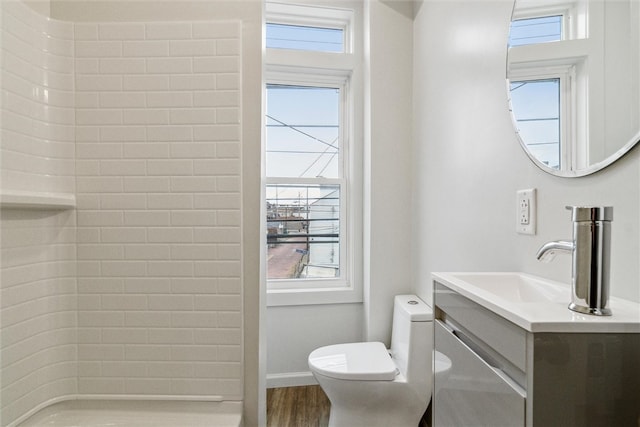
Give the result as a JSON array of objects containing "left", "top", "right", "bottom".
[
  {"left": 433, "top": 281, "right": 640, "bottom": 427},
  {"left": 434, "top": 320, "right": 525, "bottom": 426}
]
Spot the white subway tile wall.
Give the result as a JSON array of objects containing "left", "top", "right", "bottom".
[
  {"left": 1, "top": 2, "right": 244, "bottom": 424},
  {"left": 1, "top": 0, "right": 75, "bottom": 194},
  {"left": 74, "top": 20, "right": 243, "bottom": 398},
  {"left": 1, "top": 2, "right": 78, "bottom": 425},
  {"left": 0, "top": 210, "right": 78, "bottom": 425}
]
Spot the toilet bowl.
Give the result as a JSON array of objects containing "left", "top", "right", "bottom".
[{"left": 308, "top": 295, "right": 442, "bottom": 427}]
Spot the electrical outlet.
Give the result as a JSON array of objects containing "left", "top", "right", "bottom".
[
  {"left": 519, "top": 198, "right": 529, "bottom": 224},
  {"left": 516, "top": 189, "right": 536, "bottom": 235}
]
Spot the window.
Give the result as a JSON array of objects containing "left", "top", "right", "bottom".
[
  {"left": 509, "top": 15, "right": 563, "bottom": 47},
  {"left": 266, "top": 83, "right": 344, "bottom": 284},
  {"left": 510, "top": 78, "right": 561, "bottom": 169},
  {"left": 266, "top": 23, "right": 344, "bottom": 52},
  {"left": 266, "top": 85, "right": 340, "bottom": 179},
  {"left": 264, "top": 2, "right": 361, "bottom": 306}
]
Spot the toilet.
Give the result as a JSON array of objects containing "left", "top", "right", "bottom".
[{"left": 308, "top": 295, "right": 439, "bottom": 427}]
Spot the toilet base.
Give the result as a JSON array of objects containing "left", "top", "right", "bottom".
[
  {"left": 314, "top": 373, "right": 430, "bottom": 427},
  {"left": 328, "top": 405, "right": 424, "bottom": 427}
]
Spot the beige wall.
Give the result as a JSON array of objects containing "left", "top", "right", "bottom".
[
  {"left": 72, "top": 18, "right": 245, "bottom": 399},
  {"left": 23, "top": 0, "right": 50, "bottom": 16},
  {"left": 51, "top": 2, "right": 262, "bottom": 423}
]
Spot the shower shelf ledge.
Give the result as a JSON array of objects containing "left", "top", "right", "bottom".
[{"left": 1, "top": 190, "right": 76, "bottom": 210}]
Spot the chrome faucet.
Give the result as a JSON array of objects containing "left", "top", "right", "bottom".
[{"left": 536, "top": 206, "right": 613, "bottom": 316}]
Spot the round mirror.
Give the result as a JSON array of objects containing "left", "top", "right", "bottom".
[{"left": 507, "top": 0, "right": 640, "bottom": 177}]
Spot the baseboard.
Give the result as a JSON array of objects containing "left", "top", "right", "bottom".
[{"left": 267, "top": 371, "right": 318, "bottom": 388}]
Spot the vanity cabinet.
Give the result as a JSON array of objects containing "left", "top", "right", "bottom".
[{"left": 433, "top": 281, "right": 640, "bottom": 427}]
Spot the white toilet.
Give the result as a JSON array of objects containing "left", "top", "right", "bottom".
[{"left": 308, "top": 295, "right": 438, "bottom": 427}]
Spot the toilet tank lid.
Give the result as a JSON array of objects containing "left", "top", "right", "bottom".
[{"left": 394, "top": 295, "right": 433, "bottom": 321}]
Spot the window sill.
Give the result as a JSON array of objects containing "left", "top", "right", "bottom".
[{"left": 266, "top": 286, "right": 362, "bottom": 307}]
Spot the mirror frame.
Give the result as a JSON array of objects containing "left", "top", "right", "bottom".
[{"left": 507, "top": 83, "right": 640, "bottom": 177}]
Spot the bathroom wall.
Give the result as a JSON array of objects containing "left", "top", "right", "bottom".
[
  {"left": 363, "top": 0, "right": 415, "bottom": 344},
  {"left": 1, "top": 0, "right": 262, "bottom": 424},
  {"left": 72, "top": 18, "right": 244, "bottom": 399},
  {"left": 52, "top": 2, "right": 263, "bottom": 423},
  {"left": 1, "top": 1, "right": 77, "bottom": 425},
  {"left": 412, "top": 0, "right": 640, "bottom": 305},
  {"left": 1, "top": 0, "right": 75, "bottom": 194},
  {"left": 0, "top": 210, "right": 77, "bottom": 426}
]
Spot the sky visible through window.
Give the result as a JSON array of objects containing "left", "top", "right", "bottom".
[
  {"left": 509, "top": 15, "right": 562, "bottom": 47},
  {"left": 265, "top": 84, "right": 342, "bottom": 280},
  {"left": 266, "top": 84, "right": 339, "bottom": 179},
  {"left": 265, "top": 23, "right": 344, "bottom": 281},
  {"left": 509, "top": 15, "right": 563, "bottom": 169},
  {"left": 266, "top": 23, "right": 344, "bottom": 52},
  {"left": 510, "top": 79, "right": 561, "bottom": 168}
]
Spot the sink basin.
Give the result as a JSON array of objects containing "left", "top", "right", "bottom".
[{"left": 447, "top": 272, "right": 568, "bottom": 303}]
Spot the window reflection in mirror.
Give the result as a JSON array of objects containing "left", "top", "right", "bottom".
[
  {"left": 508, "top": 15, "right": 565, "bottom": 170},
  {"left": 510, "top": 79, "right": 561, "bottom": 169},
  {"left": 508, "top": 0, "right": 640, "bottom": 176},
  {"left": 509, "top": 15, "right": 562, "bottom": 47}
]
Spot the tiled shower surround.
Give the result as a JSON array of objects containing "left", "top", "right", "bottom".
[
  {"left": 1, "top": 2, "right": 77, "bottom": 424},
  {"left": 74, "top": 18, "right": 242, "bottom": 396},
  {"left": 1, "top": 1, "right": 244, "bottom": 425}
]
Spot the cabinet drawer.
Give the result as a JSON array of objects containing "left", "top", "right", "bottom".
[
  {"left": 434, "top": 281, "right": 527, "bottom": 372},
  {"left": 434, "top": 320, "right": 526, "bottom": 427}
]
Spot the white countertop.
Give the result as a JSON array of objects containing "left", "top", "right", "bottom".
[{"left": 432, "top": 272, "right": 640, "bottom": 333}]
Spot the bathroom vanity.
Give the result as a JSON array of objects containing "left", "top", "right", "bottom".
[{"left": 431, "top": 272, "right": 640, "bottom": 427}]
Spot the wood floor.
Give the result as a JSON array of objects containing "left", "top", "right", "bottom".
[
  {"left": 267, "top": 385, "right": 431, "bottom": 427},
  {"left": 267, "top": 385, "right": 331, "bottom": 427}
]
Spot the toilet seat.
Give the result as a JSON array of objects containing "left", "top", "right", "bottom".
[{"left": 308, "top": 342, "right": 397, "bottom": 381}]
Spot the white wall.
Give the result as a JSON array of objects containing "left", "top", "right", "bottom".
[
  {"left": 1, "top": 0, "right": 75, "bottom": 194},
  {"left": 363, "top": 0, "right": 415, "bottom": 344},
  {"left": 71, "top": 18, "right": 244, "bottom": 399},
  {"left": 51, "top": 4, "right": 262, "bottom": 425},
  {"left": 1, "top": 2, "right": 76, "bottom": 425},
  {"left": 266, "top": 304, "right": 363, "bottom": 386},
  {"left": 0, "top": 1, "right": 262, "bottom": 425},
  {"left": 412, "top": 0, "right": 640, "bottom": 305}
]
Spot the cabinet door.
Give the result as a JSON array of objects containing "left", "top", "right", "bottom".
[{"left": 434, "top": 320, "right": 525, "bottom": 427}]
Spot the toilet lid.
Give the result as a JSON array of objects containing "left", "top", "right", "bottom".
[{"left": 308, "top": 342, "right": 397, "bottom": 381}]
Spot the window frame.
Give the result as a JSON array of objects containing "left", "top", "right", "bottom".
[
  {"left": 266, "top": 77, "right": 349, "bottom": 290},
  {"left": 264, "top": 2, "right": 362, "bottom": 307}
]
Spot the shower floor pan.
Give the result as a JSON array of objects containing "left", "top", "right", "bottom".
[{"left": 18, "top": 399, "right": 242, "bottom": 427}]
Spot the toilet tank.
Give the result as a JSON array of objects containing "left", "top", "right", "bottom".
[{"left": 390, "top": 295, "right": 433, "bottom": 381}]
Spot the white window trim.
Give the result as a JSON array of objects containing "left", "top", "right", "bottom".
[{"left": 264, "top": 2, "right": 362, "bottom": 307}]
